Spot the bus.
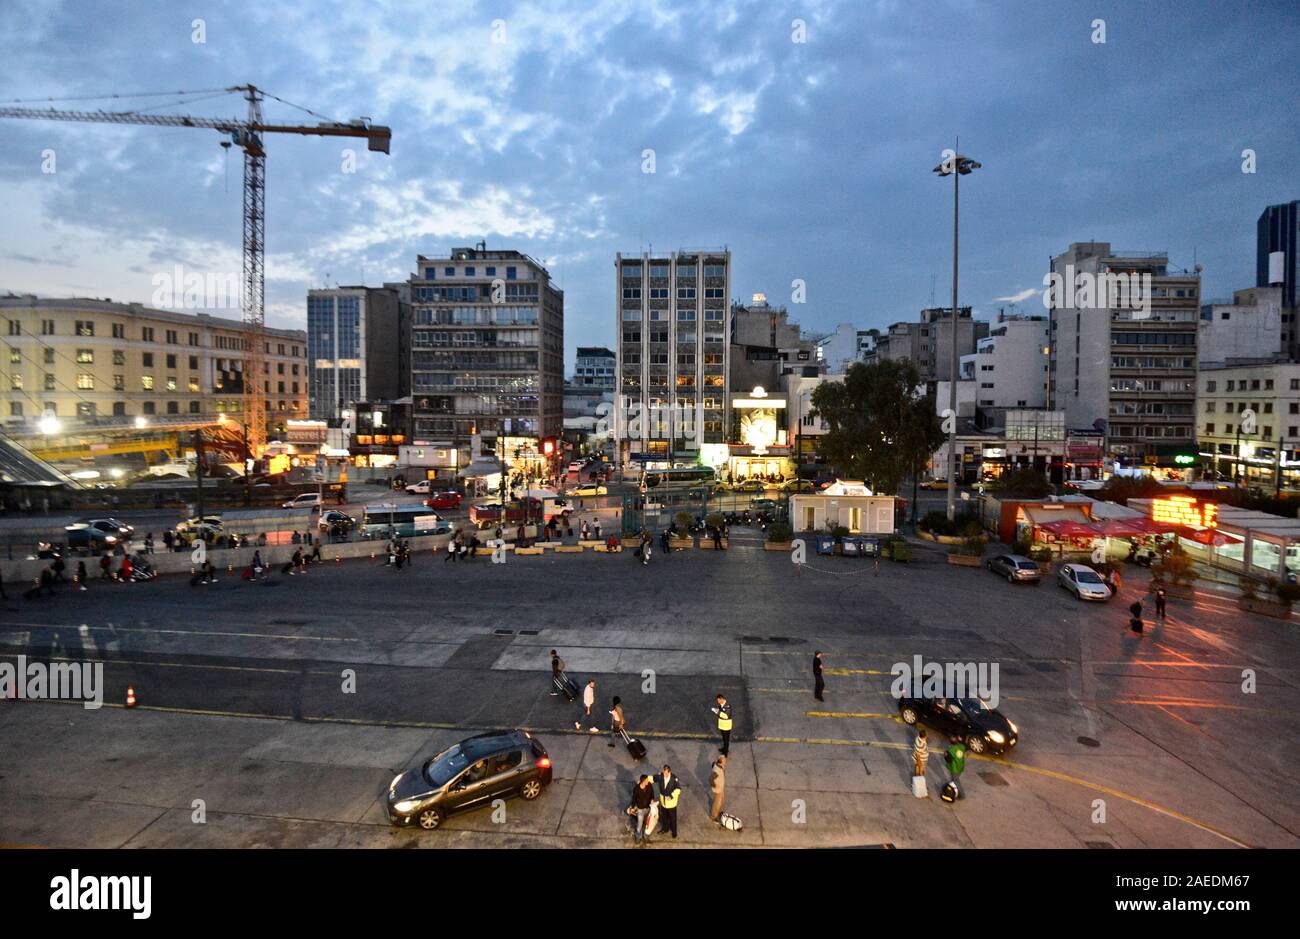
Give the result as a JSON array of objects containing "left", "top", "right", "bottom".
[
  {"left": 360, "top": 504, "right": 451, "bottom": 539},
  {"left": 641, "top": 466, "right": 717, "bottom": 490}
]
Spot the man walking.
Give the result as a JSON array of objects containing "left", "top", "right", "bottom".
[
  {"left": 813, "top": 650, "right": 825, "bottom": 702},
  {"left": 944, "top": 736, "right": 966, "bottom": 798},
  {"left": 712, "top": 693, "right": 732, "bottom": 756},
  {"left": 1129, "top": 598, "right": 1144, "bottom": 636},
  {"left": 657, "top": 764, "right": 681, "bottom": 839},
  {"left": 608, "top": 695, "right": 625, "bottom": 748},
  {"left": 630, "top": 775, "right": 655, "bottom": 845},
  {"left": 709, "top": 755, "right": 727, "bottom": 824},
  {"left": 913, "top": 728, "right": 929, "bottom": 779},
  {"left": 549, "top": 649, "right": 566, "bottom": 696},
  {"left": 1155, "top": 585, "right": 1167, "bottom": 620},
  {"left": 576, "top": 679, "right": 597, "bottom": 731}
]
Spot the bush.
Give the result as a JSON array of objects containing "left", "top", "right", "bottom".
[
  {"left": 1012, "top": 536, "right": 1033, "bottom": 556},
  {"left": 1154, "top": 541, "right": 1196, "bottom": 586},
  {"left": 1238, "top": 577, "right": 1258, "bottom": 601},
  {"left": 831, "top": 525, "right": 850, "bottom": 540},
  {"left": 1029, "top": 547, "right": 1053, "bottom": 563},
  {"left": 675, "top": 511, "right": 693, "bottom": 530},
  {"left": 955, "top": 534, "right": 984, "bottom": 557},
  {"left": 960, "top": 518, "right": 984, "bottom": 538},
  {"left": 767, "top": 522, "right": 793, "bottom": 543},
  {"left": 993, "top": 467, "right": 1052, "bottom": 498}
]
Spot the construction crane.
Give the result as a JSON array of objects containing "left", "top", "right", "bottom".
[{"left": 0, "top": 84, "right": 391, "bottom": 454}]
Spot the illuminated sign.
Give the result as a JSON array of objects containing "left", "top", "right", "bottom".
[
  {"left": 267, "top": 453, "right": 292, "bottom": 475},
  {"left": 1173, "top": 454, "right": 1196, "bottom": 465},
  {"left": 1151, "top": 496, "right": 1217, "bottom": 528}
]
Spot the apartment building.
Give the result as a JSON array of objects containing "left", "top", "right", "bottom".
[
  {"left": 1197, "top": 362, "right": 1300, "bottom": 489},
  {"left": 0, "top": 295, "right": 306, "bottom": 434},
  {"left": 1047, "top": 242, "right": 1199, "bottom": 468},
  {"left": 865, "top": 306, "right": 986, "bottom": 383},
  {"left": 615, "top": 249, "right": 730, "bottom": 466},
  {"left": 1198, "top": 286, "right": 1283, "bottom": 368},
  {"left": 408, "top": 246, "right": 564, "bottom": 464},
  {"left": 959, "top": 312, "right": 1050, "bottom": 411},
  {"left": 306, "top": 285, "right": 409, "bottom": 423},
  {"left": 573, "top": 346, "right": 615, "bottom": 389}
]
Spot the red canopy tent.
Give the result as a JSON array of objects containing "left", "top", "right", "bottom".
[
  {"left": 1182, "top": 527, "right": 1242, "bottom": 547},
  {"left": 1038, "top": 519, "right": 1103, "bottom": 538},
  {"left": 1097, "top": 517, "right": 1177, "bottom": 537}
]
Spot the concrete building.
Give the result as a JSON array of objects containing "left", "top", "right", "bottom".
[
  {"left": 1047, "top": 242, "right": 1199, "bottom": 468},
  {"left": 1198, "top": 286, "right": 1284, "bottom": 368},
  {"left": 573, "top": 346, "right": 615, "bottom": 389},
  {"left": 0, "top": 295, "right": 306, "bottom": 436},
  {"left": 865, "top": 306, "right": 987, "bottom": 383},
  {"left": 789, "top": 480, "right": 896, "bottom": 535},
  {"left": 1196, "top": 361, "right": 1300, "bottom": 490},
  {"left": 1257, "top": 200, "right": 1299, "bottom": 314},
  {"left": 784, "top": 372, "right": 838, "bottom": 462},
  {"left": 408, "top": 246, "right": 564, "bottom": 471},
  {"left": 815, "top": 323, "right": 872, "bottom": 374},
  {"left": 306, "top": 285, "right": 408, "bottom": 424},
  {"left": 960, "top": 312, "right": 1050, "bottom": 411},
  {"left": 615, "top": 249, "right": 730, "bottom": 467}
]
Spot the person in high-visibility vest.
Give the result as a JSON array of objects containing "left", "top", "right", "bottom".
[
  {"left": 656, "top": 764, "right": 681, "bottom": 839},
  {"left": 712, "top": 693, "right": 733, "bottom": 756}
]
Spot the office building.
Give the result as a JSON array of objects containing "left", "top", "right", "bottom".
[
  {"left": 1047, "top": 242, "right": 1199, "bottom": 468},
  {"left": 408, "top": 246, "right": 564, "bottom": 469},
  {"left": 0, "top": 294, "right": 306, "bottom": 435},
  {"left": 615, "top": 249, "right": 730, "bottom": 467},
  {"left": 1257, "top": 200, "right": 1299, "bottom": 311},
  {"left": 1197, "top": 361, "right": 1300, "bottom": 490},
  {"left": 865, "top": 306, "right": 987, "bottom": 383},
  {"left": 573, "top": 346, "right": 615, "bottom": 389},
  {"left": 960, "top": 312, "right": 1050, "bottom": 411},
  {"left": 306, "top": 285, "right": 408, "bottom": 424}
]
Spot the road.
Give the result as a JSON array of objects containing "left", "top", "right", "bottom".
[{"left": 2, "top": 530, "right": 1297, "bottom": 849}]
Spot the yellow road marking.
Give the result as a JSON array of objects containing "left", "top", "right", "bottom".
[
  {"left": 805, "top": 711, "right": 897, "bottom": 720},
  {"left": 823, "top": 668, "right": 891, "bottom": 676}
]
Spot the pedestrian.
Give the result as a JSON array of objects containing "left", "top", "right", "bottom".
[
  {"left": 292, "top": 530, "right": 302, "bottom": 545},
  {"left": 310, "top": 542, "right": 322, "bottom": 564},
  {"left": 913, "top": 728, "right": 929, "bottom": 778},
  {"left": 445, "top": 530, "right": 461, "bottom": 563},
  {"left": 712, "top": 693, "right": 732, "bottom": 756},
  {"left": 630, "top": 774, "right": 655, "bottom": 845},
  {"left": 99, "top": 554, "right": 112, "bottom": 580},
  {"left": 709, "top": 755, "right": 727, "bottom": 823},
  {"left": 75, "top": 561, "right": 87, "bottom": 591},
  {"left": 1110, "top": 566, "right": 1122, "bottom": 595},
  {"left": 51, "top": 554, "right": 67, "bottom": 583},
  {"left": 144, "top": 533, "right": 154, "bottom": 554},
  {"left": 656, "top": 764, "right": 681, "bottom": 839},
  {"left": 1155, "top": 585, "right": 1167, "bottom": 620},
  {"left": 944, "top": 736, "right": 966, "bottom": 796},
  {"left": 813, "top": 650, "right": 825, "bottom": 702},
  {"left": 712, "top": 525, "right": 723, "bottom": 550},
  {"left": 581, "top": 519, "right": 590, "bottom": 541},
  {"left": 608, "top": 695, "right": 625, "bottom": 748},
  {"left": 305, "top": 530, "right": 313, "bottom": 546},
  {"left": 202, "top": 559, "right": 217, "bottom": 583},
  {"left": 594, "top": 518, "right": 602, "bottom": 540},
  {"left": 1129, "top": 598, "right": 1144, "bottom": 636},
  {"left": 576, "top": 679, "right": 597, "bottom": 731},
  {"left": 252, "top": 550, "right": 264, "bottom": 578},
  {"left": 549, "top": 649, "right": 566, "bottom": 696},
  {"left": 119, "top": 554, "right": 133, "bottom": 582},
  {"left": 659, "top": 526, "right": 671, "bottom": 558}
]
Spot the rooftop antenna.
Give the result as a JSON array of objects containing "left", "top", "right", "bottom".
[{"left": 929, "top": 273, "right": 936, "bottom": 307}]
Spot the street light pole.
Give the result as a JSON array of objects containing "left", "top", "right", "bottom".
[{"left": 934, "top": 148, "right": 981, "bottom": 520}]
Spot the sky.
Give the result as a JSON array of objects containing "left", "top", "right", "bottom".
[{"left": 1, "top": 0, "right": 1297, "bottom": 370}]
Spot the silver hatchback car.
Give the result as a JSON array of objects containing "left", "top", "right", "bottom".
[{"left": 986, "top": 553, "right": 1041, "bottom": 584}]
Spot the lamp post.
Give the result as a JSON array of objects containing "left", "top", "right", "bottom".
[{"left": 933, "top": 148, "right": 981, "bottom": 520}]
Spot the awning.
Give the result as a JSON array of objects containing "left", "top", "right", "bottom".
[
  {"left": 1183, "top": 527, "right": 1243, "bottom": 547},
  {"left": 1097, "top": 517, "right": 1177, "bottom": 537},
  {"left": 1038, "top": 519, "right": 1103, "bottom": 537}
]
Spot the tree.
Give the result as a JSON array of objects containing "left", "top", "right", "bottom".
[
  {"left": 810, "top": 360, "right": 944, "bottom": 496},
  {"left": 994, "top": 466, "right": 1052, "bottom": 498}
]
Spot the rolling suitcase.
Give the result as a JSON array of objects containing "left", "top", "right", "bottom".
[
  {"left": 719, "top": 812, "right": 743, "bottom": 831},
  {"left": 621, "top": 727, "right": 647, "bottom": 761},
  {"left": 941, "top": 780, "right": 961, "bottom": 803},
  {"left": 553, "top": 673, "right": 577, "bottom": 703}
]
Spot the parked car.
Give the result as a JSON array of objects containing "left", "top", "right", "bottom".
[
  {"left": 405, "top": 479, "right": 434, "bottom": 495},
  {"left": 986, "top": 553, "right": 1041, "bottom": 584},
  {"left": 568, "top": 483, "right": 608, "bottom": 497},
  {"left": 386, "top": 730, "right": 553, "bottom": 831},
  {"left": 898, "top": 696, "right": 1019, "bottom": 756},
  {"left": 424, "top": 490, "right": 463, "bottom": 510},
  {"left": 919, "top": 478, "right": 950, "bottom": 490},
  {"left": 64, "top": 518, "right": 135, "bottom": 549},
  {"left": 566, "top": 461, "right": 585, "bottom": 474},
  {"left": 282, "top": 492, "right": 323, "bottom": 510},
  {"left": 1058, "top": 562, "right": 1111, "bottom": 600},
  {"left": 317, "top": 510, "right": 356, "bottom": 534},
  {"left": 734, "top": 479, "right": 767, "bottom": 492},
  {"left": 781, "top": 479, "right": 814, "bottom": 493}
]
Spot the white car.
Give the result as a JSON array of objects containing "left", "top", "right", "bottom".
[
  {"left": 568, "top": 483, "right": 608, "bottom": 496},
  {"left": 567, "top": 461, "right": 585, "bottom": 473},
  {"left": 282, "top": 492, "right": 323, "bottom": 510},
  {"left": 405, "top": 479, "right": 433, "bottom": 495},
  {"left": 1058, "top": 563, "right": 1111, "bottom": 600}
]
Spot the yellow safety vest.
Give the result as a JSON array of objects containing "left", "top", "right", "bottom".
[
  {"left": 717, "top": 704, "right": 733, "bottom": 731},
  {"left": 659, "top": 776, "right": 680, "bottom": 809}
]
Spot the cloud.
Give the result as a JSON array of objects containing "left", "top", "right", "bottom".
[{"left": 994, "top": 288, "right": 1042, "bottom": 303}]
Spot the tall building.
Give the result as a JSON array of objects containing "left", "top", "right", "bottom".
[
  {"left": 960, "top": 312, "right": 1049, "bottom": 411},
  {"left": 615, "top": 249, "right": 730, "bottom": 466},
  {"left": 306, "top": 285, "right": 408, "bottom": 423},
  {"left": 408, "top": 246, "right": 564, "bottom": 468},
  {"left": 0, "top": 295, "right": 306, "bottom": 435},
  {"left": 1257, "top": 200, "right": 1299, "bottom": 311},
  {"left": 865, "top": 307, "right": 986, "bottom": 383},
  {"left": 729, "top": 295, "right": 818, "bottom": 392},
  {"left": 1047, "top": 242, "right": 1199, "bottom": 467},
  {"left": 573, "top": 346, "right": 615, "bottom": 389}
]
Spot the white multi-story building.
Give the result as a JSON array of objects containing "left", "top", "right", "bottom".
[
  {"left": 615, "top": 249, "right": 731, "bottom": 466},
  {"left": 1197, "top": 286, "right": 1283, "bottom": 368},
  {"left": 960, "top": 312, "right": 1049, "bottom": 410},
  {"left": 815, "top": 323, "right": 871, "bottom": 374}
]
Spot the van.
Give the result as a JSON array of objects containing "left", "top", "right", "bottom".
[{"left": 282, "top": 492, "right": 323, "bottom": 510}]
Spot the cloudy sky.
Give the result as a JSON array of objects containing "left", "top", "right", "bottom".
[{"left": 1, "top": 0, "right": 1296, "bottom": 367}]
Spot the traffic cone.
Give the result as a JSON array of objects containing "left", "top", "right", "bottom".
[
  {"left": 227, "top": 561, "right": 233, "bottom": 574},
  {"left": 370, "top": 548, "right": 376, "bottom": 560},
  {"left": 335, "top": 555, "right": 340, "bottom": 565},
  {"left": 125, "top": 685, "right": 137, "bottom": 708}
]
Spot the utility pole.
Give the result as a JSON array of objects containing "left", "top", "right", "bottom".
[{"left": 193, "top": 429, "right": 205, "bottom": 524}]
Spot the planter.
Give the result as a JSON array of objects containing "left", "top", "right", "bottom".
[
  {"left": 890, "top": 542, "right": 911, "bottom": 562},
  {"left": 699, "top": 539, "right": 730, "bottom": 550},
  {"left": 620, "top": 536, "right": 641, "bottom": 548},
  {"left": 917, "top": 530, "right": 965, "bottom": 545},
  {"left": 1238, "top": 596, "right": 1292, "bottom": 619},
  {"left": 670, "top": 537, "right": 694, "bottom": 550},
  {"left": 764, "top": 541, "right": 793, "bottom": 552},
  {"left": 555, "top": 545, "right": 584, "bottom": 553},
  {"left": 1150, "top": 581, "right": 1196, "bottom": 600},
  {"left": 947, "top": 553, "right": 983, "bottom": 567},
  {"left": 514, "top": 546, "right": 544, "bottom": 556}
]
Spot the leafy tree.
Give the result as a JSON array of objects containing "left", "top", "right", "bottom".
[
  {"left": 1096, "top": 474, "right": 1164, "bottom": 505},
  {"left": 810, "top": 360, "right": 944, "bottom": 496},
  {"left": 994, "top": 466, "right": 1052, "bottom": 498}
]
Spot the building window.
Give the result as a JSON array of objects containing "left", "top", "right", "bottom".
[
  {"left": 166, "top": 353, "right": 177, "bottom": 369},
  {"left": 444, "top": 266, "right": 455, "bottom": 276},
  {"left": 167, "top": 401, "right": 179, "bottom": 415},
  {"left": 143, "top": 401, "right": 156, "bottom": 415},
  {"left": 166, "top": 377, "right": 177, "bottom": 392},
  {"left": 41, "top": 320, "right": 55, "bottom": 335},
  {"left": 42, "top": 374, "right": 54, "bottom": 391},
  {"left": 75, "top": 320, "right": 94, "bottom": 336},
  {"left": 166, "top": 330, "right": 178, "bottom": 344},
  {"left": 188, "top": 379, "right": 200, "bottom": 393},
  {"left": 113, "top": 375, "right": 125, "bottom": 391},
  {"left": 142, "top": 352, "right": 154, "bottom": 367},
  {"left": 141, "top": 327, "right": 154, "bottom": 341},
  {"left": 113, "top": 350, "right": 125, "bottom": 366},
  {"left": 189, "top": 401, "right": 200, "bottom": 414},
  {"left": 113, "top": 402, "right": 126, "bottom": 416},
  {"left": 189, "top": 332, "right": 200, "bottom": 346},
  {"left": 111, "top": 323, "right": 125, "bottom": 338},
  {"left": 506, "top": 266, "right": 517, "bottom": 280},
  {"left": 141, "top": 376, "right": 154, "bottom": 391},
  {"left": 43, "top": 348, "right": 54, "bottom": 364}
]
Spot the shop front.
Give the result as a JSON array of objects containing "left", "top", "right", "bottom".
[{"left": 727, "top": 386, "right": 794, "bottom": 482}]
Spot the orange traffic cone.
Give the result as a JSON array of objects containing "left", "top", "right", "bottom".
[
  {"left": 335, "top": 555, "right": 341, "bottom": 564},
  {"left": 125, "top": 685, "right": 137, "bottom": 708},
  {"left": 370, "top": 548, "right": 376, "bottom": 560}
]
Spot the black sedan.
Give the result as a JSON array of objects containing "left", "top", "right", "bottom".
[
  {"left": 898, "top": 696, "right": 1019, "bottom": 755},
  {"left": 64, "top": 518, "right": 135, "bottom": 550},
  {"left": 386, "top": 730, "right": 552, "bottom": 831}
]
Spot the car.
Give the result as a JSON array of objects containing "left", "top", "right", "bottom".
[
  {"left": 282, "top": 492, "right": 322, "bottom": 510},
  {"left": 568, "top": 483, "right": 608, "bottom": 497},
  {"left": 898, "top": 696, "right": 1019, "bottom": 756},
  {"left": 175, "top": 515, "right": 225, "bottom": 543},
  {"left": 919, "top": 478, "right": 950, "bottom": 490},
  {"left": 986, "top": 553, "right": 1041, "bottom": 584},
  {"left": 781, "top": 479, "right": 814, "bottom": 493},
  {"left": 567, "top": 461, "right": 585, "bottom": 473},
  {"left": 1058, "top": 562, "right": 1111, "bottom": 600},
  {"left": 424, "top": 490, "right": 462, "bottom": 510},
  {"left": 734, "top": 479, "right": 767, "bottom": 492},
  {"left": 405, "top": 479, "right": 434, "bottom": 495},
  {"left": 386, "top": 730, "right": 553, "bottom": 831},
  {"left": 317, "top": 510, "right": 356, "bottom": 533},
  {"left": 64, "top": 518, "right": 135, "bottom": 549}
]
